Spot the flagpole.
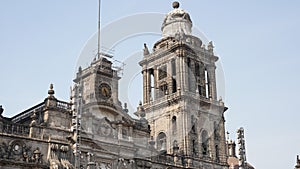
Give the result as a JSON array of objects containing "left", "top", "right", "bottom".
[{"left": 97, "top": 0, "right": 101, "bottom": 59}]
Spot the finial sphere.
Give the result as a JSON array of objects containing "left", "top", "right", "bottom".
[{"left": 172, "top": 1, "right": 180, "bottom": 9}]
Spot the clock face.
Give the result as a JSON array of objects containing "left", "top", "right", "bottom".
[
  {"left": 13, "top": 143, "right": 22, "bottom": 155},
  {"left": 99, "top": 83, "right": 112, "bottom": 99}
]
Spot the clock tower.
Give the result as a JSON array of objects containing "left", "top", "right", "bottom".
[
  {"left": 73, "top": 56, "right": 122, "bottom": 127},
  {"left": 138, "top": 2, "right": 228, "bottom": 168}
]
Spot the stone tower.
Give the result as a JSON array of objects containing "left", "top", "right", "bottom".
[
  {"left": 138, "top": 1, "right": 228, "bottom": 167},
  {"left": 73, "top": 57, "right": 122, "bottom": 127},
  {"left": 71, "top": 56, "right": 150, "bottom": 168}
]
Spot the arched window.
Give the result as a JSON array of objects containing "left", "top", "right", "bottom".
[
  {"left": 172, "top": 116, "right": 177, "bottom": 135},
  {"left": 201, "top": 130, "right": 209, "bottom": 156},
  {"left": 157, "top": 132, "right": 167, "bottom": 152},
  {"left": 150, "top": 68, "right": 155, "bottom": 101}
]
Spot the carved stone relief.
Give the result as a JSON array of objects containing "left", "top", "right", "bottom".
[{"left": 0, "top": 140, "right": 43, "bottom": 164}]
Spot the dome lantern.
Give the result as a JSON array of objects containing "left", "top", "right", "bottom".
[{"left": 161, "top": 2, "right": 193, "bottom": 38}]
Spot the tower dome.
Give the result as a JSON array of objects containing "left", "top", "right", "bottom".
[{"left": 161, "top": 2, "right": 193, "bottom": 38}]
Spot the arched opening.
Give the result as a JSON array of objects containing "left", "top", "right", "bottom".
[
  {"left": 215, "top": 145, "right": 220, "bottom": 162},
  {"left": 159, "top": 81, "right": 168, "bottom": 97},
  {"left": 150, "top": 68, "right": 155, "bottom": 101},
  {"left": 172, "top": 116, "right": 177, "bottom": 135},
  {"left": 205, "top": 68, "right": 210, "bottom": 98},
  {"left": 156, "top": 132, "right": 167, "bottom": 152}
]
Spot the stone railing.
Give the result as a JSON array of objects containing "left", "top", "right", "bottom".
[
  {"left": 11, "top": 102, "right": 44, "bottom": 123},
  {"left": 56, "top": 100, "right": 71, "bottom": 110},
  {"left": 151, "top": 153, "right": 177, "bottom": 165},
  {"left": 0, "top": 121, "right": 30, "bottom": 136}
]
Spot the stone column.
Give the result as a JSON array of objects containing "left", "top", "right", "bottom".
[
  {"left": 180, "top": 110, "right": 187, "bottom": 155},
  {"left": 142, "top": 69, "right": 149, "bottom": 104},
  {"left": 189, "top": 60, "right": 196, "bottom": 93},
  {"left": 146, "top": 69, "right": 151, "bottom": 103},
  {"left": 153, "top": 66, "right": 158, "bottom": 100},
  {"left": 184, "top": 108, "right": 189, "bottom": 156},
  {"left": 182, "top": 57, "right": 189, "bottom": 93},
  {"left": 218, "top": 116, "right": 228, "bottom": 163},
  {"left": 176, "top": 57, "right": 181, "bottom": 91},
  {"left": 180, "top": 56, "right": 185, "bottom": 94},
  {"left": 167, "top": 61, "right": 172, "bottom": 94},
  {"left": 129, "top": 126, "right": 133, "bottom": 142},
  {"left": 209, "top": 132, "right": 216, "bottom": 161}
]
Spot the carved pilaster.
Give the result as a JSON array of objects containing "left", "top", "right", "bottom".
[
  {"left": 118, "top": 124, "right": 122, "bottom": 139},
  {"left": 219, "top": 116, "right": 228, "bottom": 163}
]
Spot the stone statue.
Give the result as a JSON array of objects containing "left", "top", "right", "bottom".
[
  {"left": 207, "top": 41, "right": 214, "bottom": 53},
  {"left": 0, "top": 105, "right": 3, "bottom": 116},
  {"left": 143, "top": 43, "right": 150, "bottom": 56},
  {"left": 33, "top": 147, "right": 42, "bottom": 163}
]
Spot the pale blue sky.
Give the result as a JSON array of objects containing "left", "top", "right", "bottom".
[{"left": 1, "top": 1, "right": 300, "bottom": 168}]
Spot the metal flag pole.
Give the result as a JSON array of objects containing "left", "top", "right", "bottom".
[{"left": 97, "top": 0, "right": 101, "bottom": 59}]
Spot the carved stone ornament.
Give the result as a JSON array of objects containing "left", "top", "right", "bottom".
[
  {"left": 100, "top": 123, "right": 112, "bottom": 136},
  {"left": 95, "top": 118, "right": 114, "bottom": 137},
  {"left": 0, "top": 140, "right": 43, "bottom": 164},
  {"left": 98, "top": 162, "right": 112, "bottom": 169}
]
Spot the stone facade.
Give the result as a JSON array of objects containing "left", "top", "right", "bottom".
[
  {"left": 0, "top": 86, "right": 73, "bottom": 169},
  {"left": 0, "top": 2, "right": 244, "bottom": 169}
]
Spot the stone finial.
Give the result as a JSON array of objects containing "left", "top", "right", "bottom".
[
  {"left": 173, "top": 140, "right": 179, "bottom": 155},
  {"left": 140, "top": 108, "right": 145, "bottom": 118},
  {"left": 33, "top": 147, "right": 42, "bottom": 163},
  {"left": 0, "top": 105, "right": 3, "bottom": 116},
  {"left": 123, "top": 103, "right": 128, "bottom": 113},
  {"left": 48, "top": 84, "right": 55, "bottom": 96},
  {"left": 296, "top": 155, "right": 300, "bottom": 168},
  {"left": 138, "top": 101, "right": 143, "bottom": 109},
  {"left": 149, "top": 136, "right": 155, "bottom": 146},
  {"left": 30, "top": 109, "right": 37, "bottom": 126},
  {"left": 48, "top": 83, "right": 55, "bottom": 98},
  {"left": 226, "top": 131, "right": 230, "bottom": 141},
  {"left": 172, "top": 1, "right": 180, "bottom": 9}
]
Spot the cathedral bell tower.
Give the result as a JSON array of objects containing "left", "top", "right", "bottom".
[{"left": 138, "top": 1, "right": 228, "bottom": 167}]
